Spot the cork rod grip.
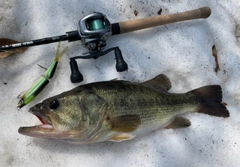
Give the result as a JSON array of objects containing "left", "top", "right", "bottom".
[{"left": 116, "top": 7, "right": 211, "bottom": 34}]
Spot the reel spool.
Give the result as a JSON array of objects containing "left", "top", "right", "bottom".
[{"left": 78, "top": 12, "right": 111, "bottom": 51}]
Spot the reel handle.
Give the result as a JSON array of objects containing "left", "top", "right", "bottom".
[
  {"left": 115, "top": 47, "right": 128, "bottom": 72},
  {"left": 69, "top": 58, "right": 83, "bottom": 83},
  {"left": 112, "top": 7, "right": 211, "bottom": 34}
]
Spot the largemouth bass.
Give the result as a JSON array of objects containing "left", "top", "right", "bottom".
[{"left": 19, "top": 74, "right": 229, "bottom": 144}]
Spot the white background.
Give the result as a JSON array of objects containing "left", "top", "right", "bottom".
[{"left": 0, "top": 0, "right": 239, "bottom": 167}]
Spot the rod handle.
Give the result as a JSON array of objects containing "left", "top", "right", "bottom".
[{"left": 112, "top": 6, "right": 211, "bottom": 34}]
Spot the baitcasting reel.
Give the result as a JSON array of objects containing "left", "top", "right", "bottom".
[{"left": 71, "top": 12, "right": 128, "bottom": 83}]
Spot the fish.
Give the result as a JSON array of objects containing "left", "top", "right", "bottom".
[{"left": 18, "top": 74, "right": 229, "bottom": 144}]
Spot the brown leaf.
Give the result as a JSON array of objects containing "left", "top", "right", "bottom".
[
  {"left": 134, "top": 10, "right": 138, "bottom": 16},
  {"left": 222, "top": 102, "right": 228, "bottom": 106},
  {"left": 212, "top": 45, "right": 220, "bottom": 73},
  {"left": 236, "top": 24, "right": 240, "bottom": 37},
  {"left": 157, "top": 8, "right": 162, "bottom": 15},
  {"left": 0, "top": 38, "right": 27, "bottom": 58}
]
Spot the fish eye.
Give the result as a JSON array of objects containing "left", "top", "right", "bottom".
[{"left": 49, "top": 100, "right": 60, "bottom": 110}]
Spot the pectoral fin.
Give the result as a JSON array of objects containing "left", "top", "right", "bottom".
[
  {"left": 108, "top": 133, "right": 135, "bottom": 142},
  {"left": 108, "top": 115, "right": 141, "bottom": 133},
  {"left": 165, "top": 116, "right": 191, "bottom": 129},
  {"left": 109, "top": 78, "right": 118, "bottom": 81}
]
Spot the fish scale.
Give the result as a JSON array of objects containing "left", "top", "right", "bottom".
[{"left": 89, "top": 81, "right": 199, "bottom": 128}]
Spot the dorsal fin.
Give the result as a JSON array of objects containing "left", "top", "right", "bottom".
[{"left": 143, "top": 74, "right": 172, "bottom": 91}]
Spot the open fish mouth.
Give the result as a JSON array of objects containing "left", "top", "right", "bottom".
[
  {"left": 18, "top": 124, "right": 56, "bottom": 138},
  {"left": 18, "top": 106, "right": 62, "bottom": 139}
]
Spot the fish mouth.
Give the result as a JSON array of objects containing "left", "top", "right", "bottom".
[{"left": 18, "top": 105, "right": 65, "bottom": 139}]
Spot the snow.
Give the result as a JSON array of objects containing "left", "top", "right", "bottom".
[{"left": 0, "top": 0, "right": 240, "bottom": 166}]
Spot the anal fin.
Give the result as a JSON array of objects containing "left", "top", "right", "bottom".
[{"left": 165, "top": 116, "right": 191, "bottom": 129}]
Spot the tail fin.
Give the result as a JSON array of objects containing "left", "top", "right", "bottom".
[{"left": 190, "top": 85, "right": 229, "bottom": 118}]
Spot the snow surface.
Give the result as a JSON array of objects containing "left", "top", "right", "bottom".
[{"left": 0, "top": 0, "right": 240, "bottom": 167}]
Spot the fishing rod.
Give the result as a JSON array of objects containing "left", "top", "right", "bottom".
[{"left": 0, "top": 6, "right": 211, "bottom": 83}]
